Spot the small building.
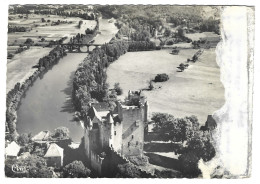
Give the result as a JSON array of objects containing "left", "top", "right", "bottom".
[
  {"left": 44, "top": 143, "right": 64, "bottom": 168},
  {"left": 205, "top": 115, "right": 217, "bottom": 131},
  {"left": 5, "top": 141, "right": 21, "bottom": 159}
]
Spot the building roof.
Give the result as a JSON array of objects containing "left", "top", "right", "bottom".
[
  {"left": 107, "top": 113, "right": 114, "bottom": 124},
  {"left": 32, "top": 130, "right": 50, "bottom": 141},
  {"left": 5, "top": 141, "right": 20, "bottom": 157},
  {"left": 113, "top": 114, "right": 121, "bottom": 124},
  {"left": 44, "top": 143, "right": 63, "bottom": 157},
  {"left": 88, "top": 107, "right": 102, "bottom": 121}
]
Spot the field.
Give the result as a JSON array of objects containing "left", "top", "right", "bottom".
[
  {"left": 8, "top": 14, "right": 96, "bottom": 46},
  {"left": 107, "top": 48, "right": 225, "bottom": 125},
  {"left": 6, "top": 46, "right": 53, "bottom": 93}
]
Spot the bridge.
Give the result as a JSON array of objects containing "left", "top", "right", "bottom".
[{"left": 59, "top": 43, "right": 103, "bottom": 53}]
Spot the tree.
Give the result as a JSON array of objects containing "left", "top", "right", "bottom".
[
  {"left": 154, "top": 73, "right": 169, "bottom": 82},
  {"left": 178, "top": 152, "right": 201, "bottom": 178},
  {"left": 186, "top": 131, "right": 216, "bottom": 162},
  {"left": 116, "top": 163, "right": 142, "bottom": 178},
  {"left": 17, "top": 133, "right": 31, "bottom": 146},
  {"left": 24, "top": 38, "right": 34, "bottom": 45},
  {"left": 5, "top": 155, "right": 53, "bottom": 178},
  {"left": 164, "top": 28, "right": 171, "bottom": 37},
  {"left": 63, "top": 161, "right": 91, "bottom": 178},
  {"left": 148, "top": 79, "right": 154, "bottom": 90},
  {"left": 177, "top": 28, "right": 185, "bottom": 37},
  {"left": 151, "top": 113, "right": 175, "bottom": 132},
  {"left": 114, "top": 82, "right": 123, "bottom": 95},
  {"left": 53, "top": 126, "right": 69, "bottom": 139}
]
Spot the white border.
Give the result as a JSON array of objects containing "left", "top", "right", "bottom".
[{"left": 0, "top": 1, "right": 259, "bottom": 184}]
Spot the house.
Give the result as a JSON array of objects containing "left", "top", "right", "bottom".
[
  {"left": 5, "top": 141, "right": 21, "bottom": 159},
  {"left": 44, "top": 143, "right": 64, "bottom": 168},
  {"left": 32, "top": 130, "right": 51, "bottom": 143}
]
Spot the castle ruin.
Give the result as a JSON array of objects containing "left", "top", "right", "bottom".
[{"left": 83, "top": 90, "right": 149, "bottom": 176}]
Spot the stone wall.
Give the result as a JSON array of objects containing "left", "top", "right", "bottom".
[{"left": 119, "top": 105, "right": 146, "bottom": 157}]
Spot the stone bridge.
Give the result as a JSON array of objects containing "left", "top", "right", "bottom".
[{"left": 59, "top": 43, "right": 103, "bottom": 53}]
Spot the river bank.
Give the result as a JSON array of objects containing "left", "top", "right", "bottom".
[{"left": 7, "top": 18, "right": 118, "bottom": 142}]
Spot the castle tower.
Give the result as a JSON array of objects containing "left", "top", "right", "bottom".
[{"left": 117, "top": 90, "right": 148, "bottom": 157}]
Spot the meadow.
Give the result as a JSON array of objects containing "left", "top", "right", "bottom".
[{"left": 107, "top": 48, "right": 225, "bottom": 125}]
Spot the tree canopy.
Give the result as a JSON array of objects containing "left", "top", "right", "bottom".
[
  {"left": 63, "top": 160, "right": 91, "bottom": 178},
  {"left": 53, "top": 126, "right": 70, "bottom": 139},
  {"left": 5, "top": 155, "right": 53, "bottom": 178}
]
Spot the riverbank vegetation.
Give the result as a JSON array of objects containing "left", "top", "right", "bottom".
[
  {"left": 6, "top": 45, "right": 67, "bottom": 141},
  {"left": 69, "top": 17, "right": 99, "bottom": 44}
]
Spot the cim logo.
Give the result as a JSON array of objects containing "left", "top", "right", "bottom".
[{"left": 11, "top": 164, "right": 27, "bottom": 173}]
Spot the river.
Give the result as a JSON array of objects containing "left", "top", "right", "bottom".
[{"left": 16, "top": 19, "right": 118, "bottom": 142}]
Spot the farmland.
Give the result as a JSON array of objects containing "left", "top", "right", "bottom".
[
  {"left": 8, "top": 14, "right": 96, "bottom": 46},
  {"left": 7, "top": 14, "right": 97, "bottom": 93}
]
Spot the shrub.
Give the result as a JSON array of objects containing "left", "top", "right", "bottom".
[
  {"left": 148, "top": 80, "right": 154, "bottom": 90},
  {"left": 114, "top": 83, "right": 123, "bottom": 95},
  {"left": 155, "top": 46, "right": 161, "bottom": 50},
  {"left": 154, "top": 73, "right": 169, "bottom": 82},
  {"left": 166, "top": 40, "right": 174, "bottom": 45}
]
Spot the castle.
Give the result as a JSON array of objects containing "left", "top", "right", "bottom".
[{"left": 83, "top": 90, "right": 149, "bottom": 176}]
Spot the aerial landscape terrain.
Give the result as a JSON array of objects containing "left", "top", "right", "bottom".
[{"left": 5, "top": 4, "right": 227, "bottom": 178}]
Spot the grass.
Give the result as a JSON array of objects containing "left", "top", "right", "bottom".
[
  {"left": 6, "top": 46, "right": 53, "bottom": 93},
  {"left": 107, "top": 48, "right": 225, "bottom": 125}
]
